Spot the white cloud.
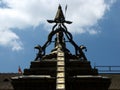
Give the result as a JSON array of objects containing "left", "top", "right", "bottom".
[
  {"left": 66, "top": 0, "right": 116, "bottom": 34},
  {"left": 0, "top": 30, "right": 23, "bottom": 51},
  {"left": 0, "top": 0, "right": 116, "bottom": 51}
]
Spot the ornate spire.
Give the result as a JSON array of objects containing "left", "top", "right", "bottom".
[
  {"left": 34, "top": 5, "right": 87, "bottom": 61},
  {"left": 47, "top": 5, "right": 72, "bottom": 24},
  {"left": 54, "top": 5, "right": 65, "bottom": 23}
]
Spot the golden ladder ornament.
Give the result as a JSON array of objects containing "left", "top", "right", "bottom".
[{"left": 56, "top": 51, "right": 65, "bottom": 90}]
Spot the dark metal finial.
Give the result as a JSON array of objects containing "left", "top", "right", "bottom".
[
  {"left": 47, "top": 5, "right": 72, "bottom": 24},
  {"left": 54, "top": 5, "right": 65, "bottom": 23}
]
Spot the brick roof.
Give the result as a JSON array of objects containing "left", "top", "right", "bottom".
[
  {"left": 100, "top": 73, "right": 120, "bottom": 90},
  {"left": 0, "top": 73, "right": 20, "bottom": 90}
]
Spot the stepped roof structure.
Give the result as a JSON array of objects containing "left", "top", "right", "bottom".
[
  {"left": 0, "top": 5, "right": 112, "bottom": 90},
  {"left": 1, "top": 73, "right": 120, "bottom": 90}
]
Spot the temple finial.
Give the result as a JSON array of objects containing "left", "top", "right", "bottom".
[
  {"left": 47, "top": 5, "right": 72, "bottom": 24},
  {"left": 54, "top": 5, "right": 65, "bottom": 23}
]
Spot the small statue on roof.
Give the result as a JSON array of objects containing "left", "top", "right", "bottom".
[{"left": 34, "top": 45, "right": 43, "bottom": 61}]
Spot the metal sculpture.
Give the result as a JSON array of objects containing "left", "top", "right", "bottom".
[{"left": 34, "top": 5, "right": 87, "bottom": 61}]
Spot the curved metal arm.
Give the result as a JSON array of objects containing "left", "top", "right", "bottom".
[
  {"left": 52, "top": 23, "right": 57, "bottom": 31},
  {"left": 42, "top": 24, "right": 59, "bottom": 55},
  {"left": 61, "top": 23, "right": 79, "bottom": 55}
]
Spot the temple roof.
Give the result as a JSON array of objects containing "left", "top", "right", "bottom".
[{"left": 0, "top": 73, "right": 120, "bottom": 90}]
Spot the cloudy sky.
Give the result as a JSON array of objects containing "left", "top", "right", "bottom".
[{"left": 0, "top": 0, "right": 120, "bottom": 72}]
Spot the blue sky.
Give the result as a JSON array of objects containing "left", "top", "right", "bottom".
[{"left": 0, "top": 0, "right": 120, "bottom": 72}]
